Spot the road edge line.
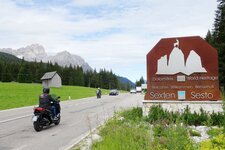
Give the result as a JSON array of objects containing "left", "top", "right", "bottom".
[{"left": 63, "top": 120, "right": 106, "bottom": 150}]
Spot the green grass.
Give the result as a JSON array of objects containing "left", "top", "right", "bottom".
[
  {"left": 91, "top": 107, "right": 197, "bottom": 150},
  {"left": 0, "top": 82, "right": 109, "bottom": 110},
  {"left": 207, "top": 127, "right": 223, "bottom": 138},
  {"left": 92, "top": 121, "right": 151, "bottom": 150},
  {"left": 92, "top": 108, "right": 151, "bottom": 150}
]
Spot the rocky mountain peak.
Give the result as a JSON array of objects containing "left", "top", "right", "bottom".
[
  {"left": 57, "top": 51, "right": 72, "bottom": 57},
  {"left": 14, "top": 44, "right": 47, "bottom": 61},
  {"left": 24, "top": 44, "right": 46, "bottom": 54},
  {"left": 50, "top": 50, "right": 92, "bottom": 71},
  {"left": 0, "top": 44, "right": 92, "bottom": 72}
]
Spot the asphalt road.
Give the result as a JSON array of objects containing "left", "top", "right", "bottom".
[{"left": 0, "top": 93, "right": 144, "bottom": 150}]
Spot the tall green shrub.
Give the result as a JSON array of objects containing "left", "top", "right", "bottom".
[
  {"left": 147, "top": 105, "right": 169, "bottom": 123},
  {"left": 120, "top": 107, "right": 143, "bottom": 122},
  {"left": 222, "top": 92, "right": 225, "bottom": 132},
  {"left": 152, "top": 124, "right": 196, "bottom": 150},
  {"left": 147, "top": 105, "right": 224, "bottom": 126}
]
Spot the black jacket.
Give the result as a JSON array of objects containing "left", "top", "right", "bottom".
[{"left": 39, "top": 93, "right": 54, "bottom": 110}]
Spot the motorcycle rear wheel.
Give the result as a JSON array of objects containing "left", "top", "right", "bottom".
[{"left": 33, "top": 121, "right": 43, "bottom": 132}]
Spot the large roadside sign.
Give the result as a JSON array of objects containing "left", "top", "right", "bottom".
[{"left": 144, "top": 36, "right": 221, "bottom": 101}]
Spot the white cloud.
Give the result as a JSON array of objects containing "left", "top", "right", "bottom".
[
  {"left": 71, "top": 0, "right": 115, "bottom": 7},
  {"left": 0, "top": 0, "right": 218, "bottom": 82}
]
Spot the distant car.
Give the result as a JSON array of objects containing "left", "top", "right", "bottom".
[
  {"left": 130, "top": 89, "right": 136, "bottom": 94},
  {"left": 109, "top": 89, "right": 119, "bottom": 96}
]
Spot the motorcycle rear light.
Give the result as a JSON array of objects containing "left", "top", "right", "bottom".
[{"left": 34, "top": 107, "right": 46, "bottom": 111}]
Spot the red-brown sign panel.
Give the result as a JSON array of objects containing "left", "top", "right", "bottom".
[{"left": 144, "top": 36, "right": 221, "bottom": 101}]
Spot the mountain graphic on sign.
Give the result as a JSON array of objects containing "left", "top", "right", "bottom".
[{"left": 156, "top": 39, "right": 207, "bottom": 75}]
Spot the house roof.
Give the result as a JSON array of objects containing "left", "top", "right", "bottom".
[{"left": 41, "top": 71, "right": 57, "bottom": 80}]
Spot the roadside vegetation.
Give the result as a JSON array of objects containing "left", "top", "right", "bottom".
[
  {"left": 91, "top": 107, "right": 196, "bottom": 150},
  {"left": 0, "top": 82, "right": 109, "bottom": 110},
  {"left": 90, "top": 95, "right": 225, "bottom": 150},
  {"left": 92, "top": 107, "right": 151, "bottom": 150}
]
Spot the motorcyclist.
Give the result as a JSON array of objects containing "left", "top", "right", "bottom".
[
  {"left": 39, "top": 88, "right": 57, "bottom": 120},
  {"left": 96, "top": 87, "right": 101, "bottom": 98}
]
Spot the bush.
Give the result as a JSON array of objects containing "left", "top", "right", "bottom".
[
  {"left": 210, "top": 111, "right": 224, "bottom": 126},
  {"left": 152, "top": 124, "right": 196, "bottom": 150},
  {"left": 147, "top": 105, "right": 224, "bottom": 126},
  {"left": 147, "top": 105, "right": 170, "bottom": 123},
  {"left": 181, "top": 106, "right": 192, "bottom": 125},
  {"left": 222, "top": 91, "right": 225, "bottom": 133},
  {"left": 189, "top": 129, "right": 201, "bottom": 137},
  {"left": 200, "top": 139, "right": 214, "bottom": 150},
  {"left": 200, "top": 134, "right": 225, "bottom": 150},
  {"left": 153, "top": 123, "right": 167, "bottom": 137},
  {"left": 198, "top": 108, "right": 209, "bottom": 125},
  {"left": 120, "top": 107, "right": 143, "bottom": 122},
  {"left": 211, "top": 134, "right": 225, "bottom": 149},
  {"left": 181, "top": 107, "right": 209, "bottom": 126},
  {"left": 207, "top": 127, "right": 223, "bottom": 138}
]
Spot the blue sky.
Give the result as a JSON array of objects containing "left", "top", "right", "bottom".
[{"left": 0, "top": 0, "right": 217, "bottom": 82}]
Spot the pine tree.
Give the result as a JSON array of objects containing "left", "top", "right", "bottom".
[
  {"left": 135, "top": 76, "right": 145, "bottom": 86},
  {"left": 126, "top": 83, "right": 131, "bottom": 91},
  {"left": 205, "top": 30, "right": 214, "bottom": 45},
  {"left": 91, "top": 69, "right": 99, "bottom": 88},
  {"left": 10, "top": 63, "right": 20, "bottom": 81},
  {"left": 213, "top": 0, "right": 225, "bottom": 43},
  {"left": 84, "top": 71, "right": 92, "bottom": 87},
  {"left": 0, "top": 62, "right": 2, "bottom": 81},
  {"left": 17, "top": 64, "right": 25, "bottom": 83},
  {"left": 212, "top": 0, "right": 225, "bottom": 86},
  {"left": 61, "top": 66, "right": 70, "bottom": 85},
  {"left": 34, "top": 68, "right": 41, "bottom": 83},
  {"left": 74, "top": 66, "right": 84, "bottom": 86},
  {"left": 17, "top": 62, "right": 32, "bottom": 83},
  {"left": 68, "top": 65, "right": 75, "bottom": 85},
  {"left": 1, "top": 64, "right": 13, "bottom": 82}
]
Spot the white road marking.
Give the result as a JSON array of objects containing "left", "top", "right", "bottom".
[
  {"left": 0, "top": 114, "right": 32, "bottom": 123},
  {"left": 0, "top": 100, "right": 96, "bottom": 124},
  {"left": 13, "top": 145, "right": 28, "bottom": 150},
  {"left": 0, "top": 106, "right": 35, "bottom": 113}
]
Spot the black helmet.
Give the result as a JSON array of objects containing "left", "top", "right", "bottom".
[{"left": 43, "top": 88, "right": 50, "bottom": 94}]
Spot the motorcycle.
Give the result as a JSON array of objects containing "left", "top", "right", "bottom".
[
  {"left": 32, "top": 96, "right": 61, "bottom": 132},
  {"left": 97, "top": 91, "right": 101, "bottom": 99}
]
